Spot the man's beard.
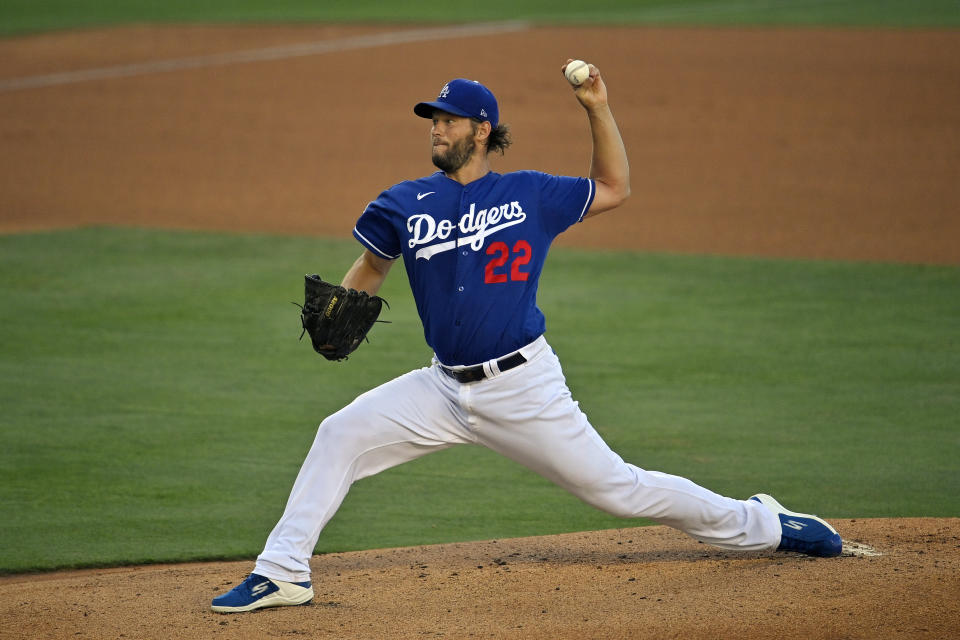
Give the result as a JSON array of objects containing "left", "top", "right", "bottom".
[{"left": 432, "top": 135, "right": 475, "bottom": 173}]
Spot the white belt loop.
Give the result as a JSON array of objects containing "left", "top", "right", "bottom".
[{"left": 518, "top": 335, "right": 548, "bottom": 362}]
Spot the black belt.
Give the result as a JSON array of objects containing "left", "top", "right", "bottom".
[{"left": 439, "top": 352, "right": 527, "bottom": 383}]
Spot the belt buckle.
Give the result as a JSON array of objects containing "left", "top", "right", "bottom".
[
  {"left": 458, "top": 367, "right": 485, "bottom": 383},
  {"left": 441, "top": 364, "right": 482, "bottom": 383}
]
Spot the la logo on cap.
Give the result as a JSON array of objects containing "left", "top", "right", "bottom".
[{"left": 414, "top": 78, "right": 499, "bottom": 128}]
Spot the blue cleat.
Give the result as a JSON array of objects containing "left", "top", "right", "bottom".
[
  {"left": 211, "top": 573, "right": 313, "bottom": 613},
  {"left": 750, "top": 493, "right": 843, "bottom": 558}
]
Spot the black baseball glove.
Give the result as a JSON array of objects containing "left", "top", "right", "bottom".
[{"left": 296, "top": 274, "right": 387, "bottom": 361}]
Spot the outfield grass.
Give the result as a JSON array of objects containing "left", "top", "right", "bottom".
[
  {"left": 1, "top": 227, "right": 957, "bottom": 573},
  {"left": 1, "top": 0, "right": 958, "bottom": 36}
]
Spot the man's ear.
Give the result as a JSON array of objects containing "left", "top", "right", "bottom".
[{"left": 475, "top": 121, "right": 492, "bottom": 143}]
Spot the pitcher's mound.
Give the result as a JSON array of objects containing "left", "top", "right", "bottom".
[{"left": 1, "top": 518, "right": 957, "bottom": 639}]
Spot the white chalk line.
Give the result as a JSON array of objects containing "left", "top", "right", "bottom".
[
  {"left": 842, "top": 541, "right": 883, "bottom": 557},
  {"left": 0, "top": 21, "right": 530, "bottom": 93}
]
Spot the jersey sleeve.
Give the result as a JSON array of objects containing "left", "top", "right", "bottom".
[
  {"left": 535, "top": 173, "right": 596, "bottom": 238},
  {"left": 353, "top": 190, "right": 403, "bottom": 260}
]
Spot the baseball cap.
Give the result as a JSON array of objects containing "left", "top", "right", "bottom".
[{"left": 414, "top": 78, "right": 499, "bottom": 128}]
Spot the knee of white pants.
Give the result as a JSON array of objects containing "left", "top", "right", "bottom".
[
  {"left": 313, "top": 414, "right": 351, "bottom": 452},
  {"left": 310, "top": 406, "right": 452, "bottom": 485},
  {"left": 578, "top": 480, "right": 645, "bottom": 519},
  {"left": 305, "top": 414, "right": 377, "bottom": 481},
  {"left": 553, "top": 466, "right": 646, "bottom": 519},
  {"left": 314, "top": 409, "right": 387, "bottom": 456}
]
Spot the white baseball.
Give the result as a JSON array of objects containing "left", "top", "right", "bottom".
[{"left": 564, "top": 60, "right": 590, "bottom": 86}]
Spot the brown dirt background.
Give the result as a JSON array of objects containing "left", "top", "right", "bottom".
[{"left": 1, "top": 23, "right": 958, "bottom": 639}]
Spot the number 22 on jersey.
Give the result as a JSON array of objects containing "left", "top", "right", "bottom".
[{"left": 485, "top": 240, "right": 532, "bottom": 284}]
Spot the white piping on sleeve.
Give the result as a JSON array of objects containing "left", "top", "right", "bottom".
[
  {"left": 353, "top": 227, "right": 400, "bottom": 259},
  {"left": 577, "top": 179, "right": 595, "bottom": 222}
]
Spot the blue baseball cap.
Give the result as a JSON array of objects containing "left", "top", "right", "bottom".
[{"left": 414, "top": 78, "right": 499, "bottom": 128}]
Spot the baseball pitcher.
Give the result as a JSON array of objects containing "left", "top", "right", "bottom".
[{"left": 212, "top": 60, "right": 842, "bottom": 613}]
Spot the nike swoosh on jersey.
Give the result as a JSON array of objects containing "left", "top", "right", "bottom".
[{"left": 417, "top": 192, "right": 436, "bottom": 200}]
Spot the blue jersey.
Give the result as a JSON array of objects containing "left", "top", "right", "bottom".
[{"left": 353, "top": 170, "right": 595, "bottom": 366}]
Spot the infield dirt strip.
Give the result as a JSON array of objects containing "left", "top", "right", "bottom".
[{"left": 1, "top": 23, "right": 959, "bottom": 640}]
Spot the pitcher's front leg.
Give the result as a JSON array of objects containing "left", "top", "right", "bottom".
[{"left": 255, "top": 367, "right": 470, "bottom": 582}]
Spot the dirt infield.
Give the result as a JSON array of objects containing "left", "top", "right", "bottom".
[
  {"left": 1, "top": 23, "right": 958, "bottom": 639},
  {"left": 1, "top": 519, "right": 958, "bottom": 640},
  {"left": 1, "top": 24, "right": 959, "bottom": 262}
]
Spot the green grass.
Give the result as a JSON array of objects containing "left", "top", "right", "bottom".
[
  {"left": 1, "top": 227, "right": 957, "bottom": 573},
  {"left": 1, "top": 0, "right": 958, "bottom": 36}
]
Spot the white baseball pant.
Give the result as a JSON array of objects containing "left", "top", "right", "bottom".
[{"left": 255, "top": 336, "right": 781, "bottom": 582}]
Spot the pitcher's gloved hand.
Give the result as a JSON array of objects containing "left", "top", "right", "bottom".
[{"left": 296, "top": 274, "right": 387, "bottom": 361}]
